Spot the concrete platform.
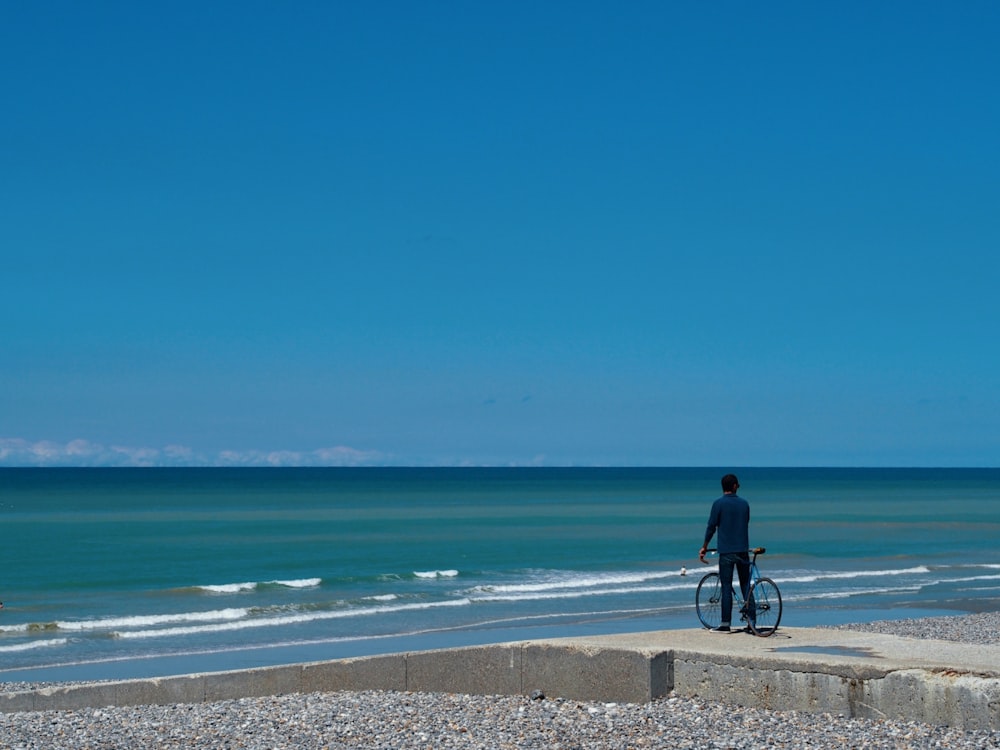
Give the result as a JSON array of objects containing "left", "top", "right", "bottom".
[{"left": 3, "top": 627, "right": 999, "bottom": 730}]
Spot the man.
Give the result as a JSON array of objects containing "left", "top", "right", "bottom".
[{"left": 699, "top": 473, "right": 751, "bottom": 632}]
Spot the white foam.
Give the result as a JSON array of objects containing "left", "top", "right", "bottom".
[
  {"left": 56, "top": 608, "right": 249, "bottom": 632},
  {"left": 953, "top": 584, "right": 1000, "bottom": 593},
  {"left": 269, "top": 578, "right": 322, "bottom": 588},
  {"left": 471, "top": 581, "right": 693, "bottom": 603},
  {"left": 0, "top": 638, "right": 69, "bottom": 653},
  {"left": 805, "top": 585, "right": 921, "bottom": 600},
  {"left": 414, "top": 570, "right": 459, "bottom": 579},
  {"left": 195, "top": 577, "right": 321, "bottom": 593},
  {"left": 930, "top": 573, "right": 1000, "bottom": 585},
  {"left": 473, "top": 570, "right": 678, "bottom": 595},
  {"left": 0, "top": 623, "right": 38, "bottom": 634},
  {"left": 198, "top": 582, "right": 258, "bottom": 593},
  {"left": 780, "top": 566, "right": 930, "bottom": 584},
  {"left": 114, "top": 599, "right": 471, "bottom": 640}
]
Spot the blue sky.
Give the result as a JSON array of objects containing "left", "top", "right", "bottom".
[{"left": 3, "top": 2, "right": 998, "bottom": 467}]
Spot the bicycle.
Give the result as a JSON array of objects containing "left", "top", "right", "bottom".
[{"left": 695, "top": 547, "right": 782, "bottom": 636}]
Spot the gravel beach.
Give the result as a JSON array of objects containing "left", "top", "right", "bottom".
[{"left": 3, "top": 613, "right": 999, "bottom": 749}]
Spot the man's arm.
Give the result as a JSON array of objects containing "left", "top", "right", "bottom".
[{"left": 699, "top": 502, "right": 720, "bottom": 563}]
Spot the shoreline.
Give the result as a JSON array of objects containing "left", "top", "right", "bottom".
[
  {"left": 2, "top": 612, "right": 999, "bottom": 748},
  {"left": 0, "top": 610, "right": 1000, "bottom": 693},
  {"left": 5, "top": 608, "right": 998, "bottom": 694},
  {"left": 0, "top": 600, "right": 980, "bottom": 687}
]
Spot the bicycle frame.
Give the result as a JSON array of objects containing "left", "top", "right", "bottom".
[{"left": 695, "top": 546, "right": 782, "bottom": 636}]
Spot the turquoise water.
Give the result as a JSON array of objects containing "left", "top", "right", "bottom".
[{"left": 1, "top": 467, "right": 998, "bottom": 682}]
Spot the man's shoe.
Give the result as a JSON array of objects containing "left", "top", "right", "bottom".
[{"left": 711, "top": 625, "right": 731, "bottom": 632}]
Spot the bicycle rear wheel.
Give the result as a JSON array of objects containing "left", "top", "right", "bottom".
[
  {"left": 746, "top": 577, "right": 782, "bottom": 636},
  {"left": 695, "top": 572, "right": 721, "bottom": 629}
]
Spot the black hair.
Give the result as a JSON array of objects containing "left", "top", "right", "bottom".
[{"left": 721, "top": 474, "right": 739, "bottom": 493}]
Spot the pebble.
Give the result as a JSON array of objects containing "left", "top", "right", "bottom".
[
  {"left": 824, "top": 609, "right": 1000, "bottom": 644},
  {"left": 1, "top": 612, "right": 999, "bottom": 749}
]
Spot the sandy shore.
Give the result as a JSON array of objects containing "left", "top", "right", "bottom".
[{"left": 2, "top": 613, "right": 999, "bottom": 749}]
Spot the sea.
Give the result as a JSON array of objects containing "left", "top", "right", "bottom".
[{"left": 1, "top": 467, "right": 998, "bottom": 683}]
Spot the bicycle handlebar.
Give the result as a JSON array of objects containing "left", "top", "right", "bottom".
[{"left": 702, "top": 547, "right": 766, "bottom": 555}]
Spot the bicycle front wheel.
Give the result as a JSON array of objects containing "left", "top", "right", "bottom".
[
  {"left": 695, "top": 572, "right": 721, "bottom": 629},
  {"left": 746, "top": 577, "right": 782, "bottom": 636}
]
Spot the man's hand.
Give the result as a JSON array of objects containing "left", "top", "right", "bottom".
[{"left": 699, "top": 546, "right": 708, "bottom": 564}]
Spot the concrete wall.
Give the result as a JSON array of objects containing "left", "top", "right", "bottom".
[
  {"left": 0, "top": 644, "right": 668, "bottom": 714},
  {"left": 4, "top": 631, "right": 1000, "bottom": 731},
  {"left": 668, "top": 651, "right": 1000, "bottom": 731}
]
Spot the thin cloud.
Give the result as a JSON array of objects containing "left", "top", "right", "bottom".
[
  {"left": 0, "top": 438, "right": 171, "bottom": 467},
  {"left": 0, "top": 438, "right": 386, "bottom": 468},
  {"left": 216, "top": 446, "right": 385, "bottom": 468}
]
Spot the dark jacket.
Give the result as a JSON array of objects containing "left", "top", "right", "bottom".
[{"left": 703, "top": 493, "right": 750, "bottom": 554}]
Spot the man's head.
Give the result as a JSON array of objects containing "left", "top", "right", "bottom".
[{"left": 721, "top": 474, "right": 739, "bottom": 493}]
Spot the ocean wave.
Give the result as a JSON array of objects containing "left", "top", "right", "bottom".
[
  {"left": 470, "top": 581, "right": 693, "bottom": 603},
  {"left": 952, "top": 584, "right": 1000, "bottom": 594},
  {"left": 265, "top": 578, "right": 322, "bottom": 589},
  {"left": 930, "top": 573, "right": 1000, "bottom": 585},
  {"left": 468, "top": 570, "right": 682, "bottom": 595},
  {"left": 0, "top": 621, "right": 59, "bottom": 634},
  {"left": 458, "top": 563, "right": 957, "bottom": 606},
  {"left": 413, "top": 570, "right": 459, "bottom": 579},
  {"left": 114, "top": 598, "right": 471, "bottom": 640},
  {"left": 69, "top": 608, "right": 250, "bottom": 631},
  {"left": 802, "top": 585, "right": 922, "bottom": 600},
  {"left": 779, "top": 566, "right": 930, "bottom": 584},
  {"left": 196, "top": 578, "right": 323, "bottom": 594},
  {"left": 0, "top": 638, "right": 69, "bottom": 653},
  {"left": 5, "top": 608, "right": 250, "bottom": 634},
  {"left": 197, "top": 582, "right": 258, "bottom": 594}
]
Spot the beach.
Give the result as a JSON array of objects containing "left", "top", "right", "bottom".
[
  {"left": 2, "top": 612, "right": 999, "bottom": 749},
  {"left": 3, "top": 468, "right": 999, "bottom": 745},
  {"left": 5, "top": 467, "right": 999, "bottom": 682}
]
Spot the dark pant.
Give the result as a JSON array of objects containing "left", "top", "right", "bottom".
[{"left": 719, "top": 552, "right": 752, "bottom": 626}]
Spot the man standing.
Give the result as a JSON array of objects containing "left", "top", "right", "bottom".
[{"left": 699, "top": 474, "right": 751, "bottom": 632}]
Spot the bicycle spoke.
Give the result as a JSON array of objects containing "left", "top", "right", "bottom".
[
  {"left": 695, "top": 573, "right": 721, "bottom": 629},
  {"left": 746, "top": 577, "right": 782, "bottom": 636}
]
